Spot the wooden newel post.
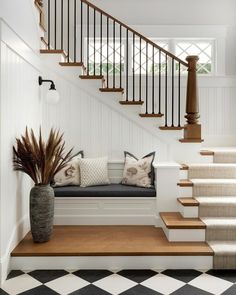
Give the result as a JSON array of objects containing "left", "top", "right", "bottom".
[{"left": 180, "top": 55, "right": 203, "bottom": 142}]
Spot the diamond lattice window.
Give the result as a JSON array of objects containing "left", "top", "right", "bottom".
[
  {"left": 175, "top": 40, "right": 213, "bottom": 74},
  {"left": 133, "top": 40, "right": 168, "bottom": 74},
  {"left": 87, "top": 39, "right": 124, "bottom": 75}
]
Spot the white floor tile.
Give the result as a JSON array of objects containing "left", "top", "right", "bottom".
[
  {"left": 45, "top": 273, "right": 89, "bottom": 295},
  {"left": 93, "top": 274, "right": 137, "bottom": 295},
  {"left": 2, "top": 274, "right": 42, "bottom": 295},
  {"left": 141, "top": 273, "right": 185, "bottom": 295},
  {"left": 189, "top": 273, "right": 233, "bottom": 295}
]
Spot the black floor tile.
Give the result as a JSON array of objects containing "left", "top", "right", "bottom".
[
  {"left": 18, "top": 285, "right": 60, "bottom": 295},
  {"left": 162, "top": 269, "right": 203, "bottom": 283},
  {"left": 27, "top": 270, "right": 69, "bottom": 283},
  {"left": 117, "top": 269, "right": 158, "bottom": 283},
  {"left": 221, "top": 284, "right": 236, "bottom": 295},
  {"left": 7, "top": 270, "right": 24, "bottom": 280},
  {"left": 69, "top": 284, "right": 112, "bottom": 295},
  {"left": 0, "top": 289, "right": 9, "bottom": 295},
  {"left": 72, "top": 269, "right": 113, "bottom": 283},
  {"left": 170, "top": 284, "right": 213, "bottom": 295},
  {"left": 119, "top": 285, "right": 163, "bottom": 295},
  {"left": 206, "top": 269, "right": 236, "bottom": 283}
]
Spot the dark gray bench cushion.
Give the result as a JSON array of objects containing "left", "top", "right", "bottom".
[{"left": 54, "top": 184, "right": 156, "bottom": 198}]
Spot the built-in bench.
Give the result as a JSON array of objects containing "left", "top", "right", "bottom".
[{"left": 53, "top": 161, "right": 158, "bottom": 226}]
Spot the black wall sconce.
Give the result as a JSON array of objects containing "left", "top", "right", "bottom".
[{"left": 38, "top": 76, "right": 60, "bottom": 104}]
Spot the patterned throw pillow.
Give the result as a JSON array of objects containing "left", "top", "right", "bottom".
[
  {"left": 79, "top": 157, "right": 110, "bottom": 187},
  {"left": 53, "top": 151, "right": 84, "bottom": 187},
  {"left": 122, "top": 151, "right": 155, "bottom": 188}
]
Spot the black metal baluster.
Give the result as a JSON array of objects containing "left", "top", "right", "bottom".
[
  {"left": 100, "top": 13, "right": 102, "bottom": 76},
  {"left": 126, "top": 29, "right": 128, "bottom": 100},
  {"left": 61, "top": 0, "right": 63, "bottom": 50},
  {"left": 67, "top": 0, "right": 70, "bottom": 62},
  {"left": 139, "top": 37, "right": 141, "bottom": 102},
  {"left": 178, "top": 62, "right": 181, "bottom": 127},
  {"left": 146, "top": 42, "right": 148, "bottom": 114},
  {"left": 106, "top": 16, "right": 109, "bottom": 88},
  {"left": 158, "top": 49, "right": 161, "bottom": 114},
  {"left": 119, "top": 24, "right": 122, "bottom": 89},
  {"left": 48, "top": 0, "right": 50, "bottom": 48},
  {"left": 165, "top": 53, "right": 168, "bottom": 126},
  {"left": 171, "top": 58, "right": 174, "bottom": 126},
  {"left": 113, "top": 20, "right": 115, "bottom": 88},
  {"left": 94, "top": 9, "right": 96, "bottom": 75},
  {"left": 54, "top": 0, "right": 57, "bottom": 49},
  {"left": 80, "top": 1, "right": 83, "bottom": 63},
  {"left": 132, "top": 33, "right": 135, "bottom": 101},
  {"left": 152, "top": 46, "right": 154, "bottom": 114},
  {"left": 87, "top": 4, "right": 89, "bottom": 74},
  {"left": 74, "top": 0, "right": 76, "bottom": 62}
]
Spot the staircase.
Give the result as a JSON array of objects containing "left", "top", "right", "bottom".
[
  {"left": 35, "top": 0, "right": 203, "bottom": 143},
  {"left": 160, "top": 149, "right": 236, "bottom": 269}
]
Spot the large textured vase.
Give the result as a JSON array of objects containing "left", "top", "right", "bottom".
[{"left": 30, "top": 184, "right": 54, "bottom": 243}]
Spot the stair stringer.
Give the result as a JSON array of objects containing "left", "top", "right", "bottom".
[{"left": 40, "top": 54, "right": 204, "bottom": 162}]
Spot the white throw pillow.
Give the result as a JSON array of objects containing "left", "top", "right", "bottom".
[
  {"left": 79, "top": 157, "right": 110, "bottom": 187},
  {"left": 122, "top": 151, "right": 155, "bottom": 188},
  {"left": 53, "top": 151, "right": 84, "bottom": 187}
]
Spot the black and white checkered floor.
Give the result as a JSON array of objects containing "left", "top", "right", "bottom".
[{"left": 1, "top": 269, "right": 236, "bottom": 295}]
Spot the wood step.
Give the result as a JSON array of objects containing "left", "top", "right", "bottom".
[
  {"left": 139, "top": 113, "right": 164, "bottom": 118},
  {"left": 60, "top": 62, "right": 83, "bottom": 66},
  {"left": 79, "top": 75, "right": 103, "bottom": 79},
  {"left": 200, "top": 150, "right": 214, "bottom": 156},
  {"left": 179, "top": 138, "right": 204, "bottom": 143},
  {"left": 119, "top": 101, "right": 144, "bottom": 105},
  {"left": 160, "top": 212, "right": 205, "bottom": 229},
  {"left": 177, "top": 179, "right": 193, "bottom": 187},
  {"left": 99, "top": 88, "right": 124, "bottom": 93},
  {"left": 11, "top": 226, "right": 211, "bottom": 257},
  {"left": 177, "top": 197, "right": 199, "bottom": 207},
  {"left": 159, "top": 126, "right": 184, "bottom": 130},
  {"left": 180, "top": 164, "right": 189, "bottom": 170},
  {"left": 40, "top": 49, "right": 67, "bottom": 58}
]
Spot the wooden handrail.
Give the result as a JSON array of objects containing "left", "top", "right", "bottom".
[{"left": 81, "top": 0, "right": 188, "bottom": 68}]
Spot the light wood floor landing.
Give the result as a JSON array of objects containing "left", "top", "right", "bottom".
[{"left": 12, "top": 226, "right": 213, "bottom": 257}]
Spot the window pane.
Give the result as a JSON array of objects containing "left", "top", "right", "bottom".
[{"left": 175, "top": 40, "right": 213, "bottom": 74}]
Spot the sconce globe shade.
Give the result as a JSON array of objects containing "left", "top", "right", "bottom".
[{"left": 45, "top": 89, "right": 60, "bottom": 104}]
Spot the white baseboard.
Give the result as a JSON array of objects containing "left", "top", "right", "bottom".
[
  {"left": 11, "top": 255, "right": 213, "bottom": 270},
  {"left": 0, "top": 215, "right": 29, "bottom": 286}
]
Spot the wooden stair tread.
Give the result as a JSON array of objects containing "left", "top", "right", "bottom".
[
  {"left": 11, "top": 226, "right": 212, "bottom": 256},
  {"left": 177, "top": 179, "right": 193, "bottom": 187},
  {"left": 180, "top": 164, "right": 189, "bottom": 170},
  {"left": 177, "top": 197, "right": 199, "bottom": 207},
  {"left": 60, "top": 62, "right": 83, "bottom": 66},
  {"left": 160, "top": 126, "right": 184, "bottom": 130},
  {"left": 200, "top": 150, "right": 214, "bottom": 156},
  {"left": 40, "top": 49, "right": 67, "bottom": 57},
  {"left": 80, "top": 75, "right": 103, "bottom": 79},
  {"left": 99, "top": 88, "right": 124, "bottom": 92},
  {"left": 160, "top": 212, "right": 205, "bottom": 229},
  {"left": 119, "top": 101, "right": 144, "bottom": 105},
  {"left": 139, "top": 113, "right": 164, "bottom": 118}
]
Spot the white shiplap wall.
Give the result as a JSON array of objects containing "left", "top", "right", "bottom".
[{"left": 0, "top": 20, "right": 42, "bottom": 282}]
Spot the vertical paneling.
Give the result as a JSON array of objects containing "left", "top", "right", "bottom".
[{"left": 0, "top": 42, "right": 42, "bottom": 256}]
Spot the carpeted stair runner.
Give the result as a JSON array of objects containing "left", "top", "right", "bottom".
[
  {"left": 188, "top": 151, "right": 236, "bottom": 268},
  {"left": 213, "top": 150, "right": 236, "bottom": 163}
]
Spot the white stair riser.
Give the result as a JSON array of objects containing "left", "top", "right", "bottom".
[
  {"left": 178, "top": 204, "right": 199, "bottom": 218},
  {"left": 179, "top": 186, "right": 193, "bottom": 197},
  {"left": 161, "top": 220, "right": 205, "bottom": 242},
  {"left": 11, "top": 256, "right": 213, "bottom": 270}
]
